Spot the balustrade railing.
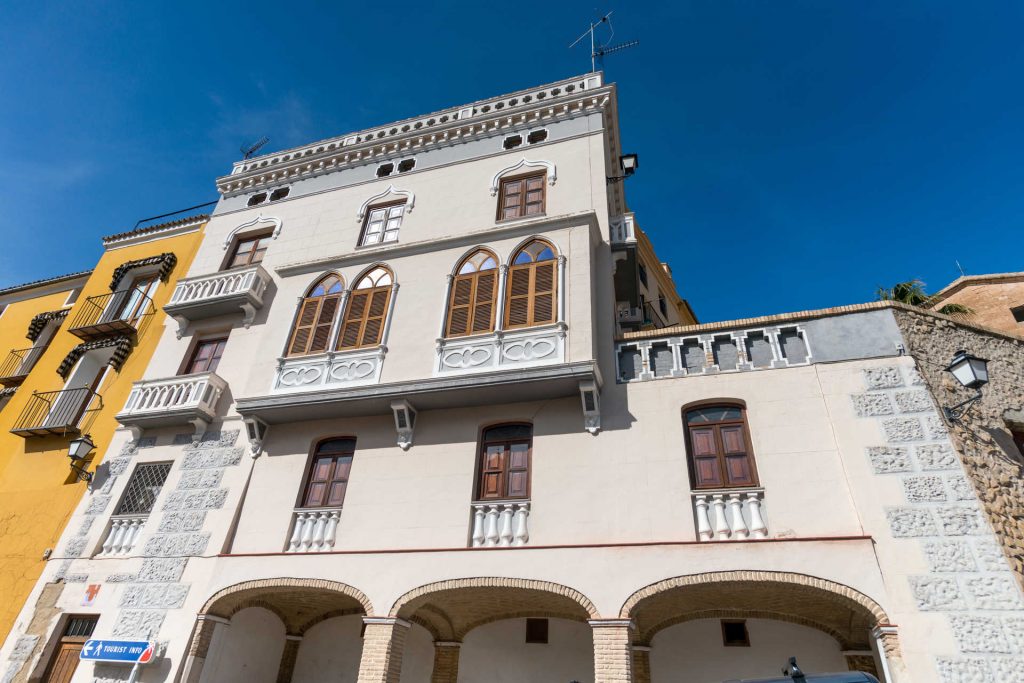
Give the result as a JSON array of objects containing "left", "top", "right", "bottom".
[
  {"left": 470, "top": 500, "right": 530, "bottom": 547},
  {"left": 164, "top": 266, "right": 269, "bottom": 333},
  {"left": 0, "top": 346, "right": 45, "bottom": 384},
  {"left": 68, "top": 290, "right": 155, "bottom": 341},
  {"left": 692, "top": 488, "right": 767, "bottom": 541},
  {"left": 121, "top": 372, "right": 225, "bottom": 418},
  {"left": 287, "top": 507, "right": 342, "bottom": 552},
  {"left": 99, "top": 514, "right": 148, "bottom": 555},
  {"left": 10, "top": 388, "right": 102, "bottom": 437}
]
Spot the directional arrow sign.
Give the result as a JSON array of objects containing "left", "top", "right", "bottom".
[{"left": 80, "top": 639, "right": 155, "bottom": 664}]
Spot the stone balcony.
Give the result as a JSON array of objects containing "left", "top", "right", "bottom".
[
  {"left": 116, "top": 372, "right": 226, "bottom": 440},
  {"left": 164, "top": 264, "right": 270, "bottom": 337},
  {"left": 435, "top": 324, "right": 566, "bottom": 376},
  {"left": 691, "top": 488, "right": 768, "bottom": 542},
  {"left": 470, "top": 500, "right": 531, "bottom": 547},
  {"left": 287, "top": 507, "right": 342, "bottom": 552},
  {"left": 273, "top": 346, "right": 386, "bottom": 393},
  {"left": 98, "top": 514, "right": 148, "bottom": 556}
]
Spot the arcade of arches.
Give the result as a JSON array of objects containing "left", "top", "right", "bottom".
[{"left": 180, "top": 573, "right": 903, "bottom": 683}]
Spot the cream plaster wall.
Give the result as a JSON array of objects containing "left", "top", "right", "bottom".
[
  {"left": 457, "top": 618, "right": 593, "bottom": 683},
  {"left": 649, "top": 618, "right": 848, "bottom": 682},
  {"left": 292, "top": 615, "right": 362, "bottom": 683},
  {"left": 199, "top": 607, "right": 284, "bottom": 683}
]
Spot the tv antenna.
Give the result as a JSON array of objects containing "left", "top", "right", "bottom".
[
  {"left": 241, "top": 136, "right": 270, "bottom": 160},
  {"left": 569, "top": 11, "right": 639, "bottom": 72}
]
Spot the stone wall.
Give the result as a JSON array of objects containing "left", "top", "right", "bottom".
[{"left": 892, "top": 309, "right": 1024, "bottom": 587}]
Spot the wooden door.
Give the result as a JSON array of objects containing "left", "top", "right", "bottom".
[{"left": 43, "top": 642, "right": 83, "bottom": 683}]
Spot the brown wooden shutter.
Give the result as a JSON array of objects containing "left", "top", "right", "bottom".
[
  {"left": 471, "top": 271, "right": 497, "bottom": 333},
  {"left": 500, "top": 179, "right": 523, "bottom": 219},
  {"left": 690, "top": 427, "right": 723, "bottom": 487},
  {"left": 721, "top": 425, "right": 755, "bottom": 486},
  {"left": 446, "top": 276, "right": 473, "bottom": 337},
  {"left": 360, "top": 288, "right": 390, "bottom": 346},
  {"left": 532, "top": 261, "right": 556, "bottom": 324},
  {"left": 524, "top": 175, "right": 545, "bottom": 215},
  {"left": 309, "top": 295, "right": 340, "bottom": 353},
  {"left": 288, "top": 299, "right": 321, "bottom": 356},
  {"left": 338, "top": 292, "right": 368, "bottom": 350},
  {"left": 479, "top": 445, "right": 505, "bottom": 500},
  {"left": 506, "top": 442, "right": 530, "bottom": 497},
  {"left": 506, "top": 266, "right": 531, "bottom": 327}
]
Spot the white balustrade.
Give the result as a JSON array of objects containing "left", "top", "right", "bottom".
[
  {"left": 610, "top": 213, "right": 636, "bottom": 244},
  {"left": 121, "top": 372, "right": 226, "bottom": 420},
  {"left": 287, "top": 508, "right": 343, "bottom": 552},
  {"left": 100, "top": 515, "right": 148, "bottom": 556},
  {"left": 470, "top": 501, "right": 530, "bottom": 547},
  {"left": 168, "top": 265, "right": 268, "bottom": 307},
  {"left": 274, "top": 348, "right": 385, "bottom": 392},
  {"left": 692, "top": 489, "right": 767, "bottom": 542},
  {"left": 436, "top": 325, "right": 566, "bottom": 377}
]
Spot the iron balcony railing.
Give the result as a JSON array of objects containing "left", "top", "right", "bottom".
[
  {"left": 68, "top": 290, "right": 155, "bottom": 341},
  {"left": 10, "top": 388, "right": 103, "bottom": 437},
  {"left": 0, "top": 346, "right": 46, "bottom": 386}
]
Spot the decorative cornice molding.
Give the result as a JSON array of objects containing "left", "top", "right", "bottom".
[
  {"left": 489, "top": 158, "right": 557, "bottom": 196},
  {"left": 102, "top": 214, "right": 207, "bottom": 249},
  {"left": 217, "top": 75, "right": 609, "bottom": 197},
  {"left": 356, "top": 186, "right": 415, "bottom": 221},
  {"left": 222, "top": 214, "right": 283, "bottom": 250}
]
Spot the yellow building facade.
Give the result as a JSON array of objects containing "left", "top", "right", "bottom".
[{"left": 0, "top": 215, "right": 205, "bottom": 640}]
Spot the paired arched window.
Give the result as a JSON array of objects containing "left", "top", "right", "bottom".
[
  {"left": 286, "top": 266, "right": 394, "bottom": 357},
  {"left": 506, "top": 240, "right": 557, "bottom": 329},
  {"left": 287, "top": 274, "right": 344, "bottom": 356},
  {"left": 300, "top": 437, "right": 355, "bottom": 508},
  {"left": 476, "top": 424, "right": 532, "bottom": 501},
  {"left": 684, "top": 403, "right": 758, "bottom": 489},
  {"left": 446, "top": 250, "right": 498, "bottom": 337}
]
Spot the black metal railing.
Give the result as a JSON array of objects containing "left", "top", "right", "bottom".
[
  {"left": 0, "top": 346, "right": 45, "bottom": 385},
  {"left": 10, "top": 388, "right": 103, "bottom": 437},
  {"left": 68, "top": 290, "right": 155, "bottom": 341}
]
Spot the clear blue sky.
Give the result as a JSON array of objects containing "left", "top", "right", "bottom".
[{"left": 2, "top": 1, "right": 1022, "bottom": 321}]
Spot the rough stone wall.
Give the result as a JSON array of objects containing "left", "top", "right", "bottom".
[
  {"left": 892, "top": 309, "right": 1024, "bottom": 585},
  {"left": 853, "top": 360, "right": 1024, "bottom": 682}
]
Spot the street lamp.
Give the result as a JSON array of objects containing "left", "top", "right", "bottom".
[
  {"left": 943, "top": 350, "right": 989, "bottom": 420},
  {"left": 606, "top": 153, "right": 639, "bottom": 183},
  {"left": 67, "top": 434, "right": 95, "bottom": 483}
]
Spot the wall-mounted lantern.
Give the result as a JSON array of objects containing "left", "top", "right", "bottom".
[{"left": 943, "top": 350, "right": 990, "bottom": 420}]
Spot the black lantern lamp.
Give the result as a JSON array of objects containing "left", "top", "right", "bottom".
[
  {"left": 943, "top": 350, "right": 989, "bottom": 420},
  {"left": 606, "top": 153, "right": 639, "bottom": 183},
  {"left": 67, "top": 434, "right": 95, "bottom": 483}
]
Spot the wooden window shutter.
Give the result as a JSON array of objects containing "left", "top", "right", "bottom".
[
  {"left": 532, "top": 261, "right": 556, "bottom": 324},
  {"left": 446, "top": 276, "right": 473, "bottom": 337},
  {"left": 505, "top": 260, "right": 557, "bottom": 329},
  {"left": 338, "top": 292, "right": 368, "bottom": 350},
  {"left": 506, "top": 266, "right": 532, "bottom": 327},
  {"left": 309, "top": 295, "right": 340, "bottom": 353},
  {"left": 360, "top": 288, "right": 390, "bottom": 346},
  {"left": 288, "top": 299, "right": 322, "bottom": 356},
  {"left": 686, "top": 406, "right": 758, "bottom": 490},
  {"left": 337, "top": 287, "right": 391, "bottom": 350},
  {"left": 471, "top": 270, "right": 497, "bottom": 333}
]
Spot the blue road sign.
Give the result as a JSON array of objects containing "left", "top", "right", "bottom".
[{"left": 80, "top": 640, "right": 155, "bottom": 664}]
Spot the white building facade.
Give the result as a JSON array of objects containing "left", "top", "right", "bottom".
[{"left": 3, "top": 74, "right": 1024, "bottom": 683}]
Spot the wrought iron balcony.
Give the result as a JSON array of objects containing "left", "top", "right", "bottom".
[
  {"left": 68, "top": 290, "right": 155, "bottom": 341},
  {"left": 164, "top": 265, "right": 270, "bottom": 336},
  {"left": 0, "top": 346, "right": 46, "bottom": 386},
  {"left": 116, "top": 372, "right": 226, "bottom": 439},
  {"left": 10, "top": 388, "right": 102, "bottom": 437}
]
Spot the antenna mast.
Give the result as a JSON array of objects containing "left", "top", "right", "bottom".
[
  {"left": 241, "top": 136, "right": 270, "bottom": 160},
  {"left": 569, "top": 11, "right": 638, "bottom": 72}
]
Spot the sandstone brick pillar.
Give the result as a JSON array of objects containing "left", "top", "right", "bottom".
[
  {"left": 589, "top": 619, "right": 635, "bottom": 683},
  {"left": 430, "top": 641, "right": 461, "bottom": 683},
  {"left": 872, "top": 625, "right": 908, "bottom": 683},
  {"left": 181, "top": 614, "right": 229, "bottom": 683},
  {"left": 357, "top": 617, "right": 410, "bottom": 683},
  {"left": 276, "top": 634, "right": 303, "bottom": 683},
  {"left": 631, "top": 645, "right": 651, "bottom": 683}
]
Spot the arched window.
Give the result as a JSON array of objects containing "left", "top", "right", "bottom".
[
  {"left": 476, "top": 424, "right": 532, "bottom": 501},
  {"left": 300, "top": 438, "right": 355, "bottom": 508},
  {"left": 505, "top": 240, "right": 557, "bottom": 329},
  {"left": 287, "top": 274, "right": 344, "bottom": 357},
  {"left": 446, "top": 250, "right": 498, "bottom": 337},
  {"left": 337, "top": 266, "right": 393, "bottom": 350},
  {"left": 684, "top": 404, "right": 758, "bottom": 489}
]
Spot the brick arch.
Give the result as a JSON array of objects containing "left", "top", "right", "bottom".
[
  {"left": 201, "top": 578, "right": 374, "bottom": 621},
  {"left": 390, "top": 577, "right": 599, "bottom": 619},
  {"left": 639, "top": 609, "right": 847, "bottom": 647},
  {"left": 620, "top": 571, "right": 890, "bottom": 649}
]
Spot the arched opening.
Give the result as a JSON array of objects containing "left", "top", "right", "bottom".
[
  {"left": 337, "top": 265, "right": 394, "bottom": 350},
  {"left": 286, "top": 274, "right": 344, "bottom": 357},
  {"left": 445, "top": 249, "right": 498, "bottom": 337},
  {"left": 621, "top": 571, "right": 891, "bottom": 682},
  {"left": 505, "top": 240, "right": 557, "bottom": 329}
]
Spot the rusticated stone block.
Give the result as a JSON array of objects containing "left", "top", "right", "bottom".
[
  {"left": 915, "top": 443, "right": 958, "bottom": 470},
  {"left": 904, "top": 366, "right": 925, "bottom": 385},
  {"left": 852, "top": 393, "right": 894, "bottom": 416},
  {"left": 176, "top": 469, "right": 223, "bottom": 490},
  {"left": 107, "top": 457, "right": 131, "bottom": 476},
  {"left": 177, "top": 429, "right": 239, "bottom": 449},
  {"left": 63, "top": 574, "right": 88, "bottom": 583},
  {"left": 945, "top": 474, "right": 976, "bottom": 501},
  {"left": 925, "top": 415, "right": 949, "bottom": 439},
  {"left": 1003, "top": 618, "right": 1024, "bottom": 652},
  {"left": 864, "top": 366, "right": 903, "bottom": 389},
  {"left": 895, "top": 390, "right": 933, "bottom": 413},
  {"left": 64, "top": 537, "right": 87, "bottom": 558},
  {"left": 973, "top": 537, "right": 1012, "bottom": 572},
  {"left": 951, "top": 615, "right": 1011, "bottom": 653},
  {"left": 868, "top": 446, "right": 913, "bottom": 473},
  {"left": 119, "top": 584, "right": 189, "bottom": 610},
  {"left": 106, "top": 574, "right": 137, "bottom": 583},
  {"left": 143, "top": 533, "right": 209, "bottom": 557},
  {"left": 964, "top": 576, "right": 1024, "bottom": 610},
  {"left": 158, "top": 511, "right": 207, "bottom": 533},
  {"left": 886, "top": 507, "right": 937, "bottom": 537},
  {"left": 936, "top": 657, "right": 993, "bottom": 683},
  {"left": 181, "top": 447, "right": 243, "bottom": 470},
  {"left": 137, "top": 558, "right": 188, "bottom": 583},
  {"left": 909, "top": 576, "right": 965, "bottom": 610},
  {"left": 923, "top": 540, "right": 976, "bottom": 572},
  {"left": 112, "top": 610, "right": 165, "bottom": 639},
  {"left": 10, "top": 635, "right": 39, "bottom": 661},
  {"left": 936, "top": 506, "right": 987, "bottom": 536},
  {"left": 883, "top": 417, "right": 924, "bottom": 442},
  {"left": 989, "top": 659, "right": 1024, "bottom": 683},
  {"left": 85, "top": 495, "right": 112, "bottom": 514},
  {"left": 903, "top": 475, "right": 947, "bottom": 502}
]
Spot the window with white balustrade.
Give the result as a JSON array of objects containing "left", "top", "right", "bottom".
[
  {"left": 684, "top": 404, "right": 758, "bottom": 489},
  {"left": 475, "top": 424, "right": 531, "bottom": 501},
  {"left": 99, "top": 462, "right": 171, "bottom": 556},
  {"left": 299, "top": 438, "right": 355, "bottom": 509}
]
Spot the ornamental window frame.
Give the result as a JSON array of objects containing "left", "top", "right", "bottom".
[
  {"left": 359, "top": 201, "right": 406, "bottom": 247},
  {"left": 504, "top": 239, "right": 558, "bottom": 329},
  {"left": 444, "top": 249, "right": 499, "bottom": 338}
]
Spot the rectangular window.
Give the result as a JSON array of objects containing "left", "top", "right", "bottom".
[
  {"left": 497, "top": 173, "right": 545, "bottom": 220},
  {"left": 360, "top": 203, "right": 405, "bottom": 246},
  {"left": 686, "top": 406, "right": 758, "bottom": 489},
  {"left": 115, "top": 463, "right": 172, "bottom": 515},
  {"left": 183, "top": 337, "right": 227, "bottom": 375},
  {"left": 64, "top": 289, "right": 80, "bottom": 307},
  {"left": 301, "top": 438, "right": 355, "bottom": 508},
  {"left": 525, "top": 618, "right": 549, "bottom": 644},
  {"left": 476, "top": 424, "right": 532, "bottom": 501},
  {"left": 226, "top": 232, "right": 272, "bottom": 269},
  {"left": 638, "top": 263, "right": 648, "bottom": 288}
]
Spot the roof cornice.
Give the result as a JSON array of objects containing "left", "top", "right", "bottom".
[
  {"left": 217, "top": 74, "right": 612, "bottom": 197},
  {"left": 102, "top": 214, "right": 208, "bottom": 249}
]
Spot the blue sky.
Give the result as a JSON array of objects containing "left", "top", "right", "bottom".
[{"left": 2, "top": 1, "right": 1022, "bottom": 321}]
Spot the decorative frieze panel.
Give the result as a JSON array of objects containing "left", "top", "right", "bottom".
[
  {"left": 435, "top": 324, "right": 566, "bottom": 377},
  {"left": 273, "top": 347, "right": 385, "bottom": 392},
  {"left": 616, "top": 325, "right": 811, "bottom": 383}
]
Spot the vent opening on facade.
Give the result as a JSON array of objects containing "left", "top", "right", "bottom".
[
  {"left": 527, "top": 129, "right": 548, "bottom": 144},
  {"left": 377, "top": 163, "right": 395, "bottom": 178},
  {"left": 525, "top": 618, "right": 549, "bottom": 644},
  {"left": 504, "top": 135, "right": 523, "bottom": 150},
  {"left": 247, "top": 192, "right": 268, "bottom": 207},
  {"left": 721, "top": 620, "right": 750, "bottom": 647},
  {"left": 397, "top": 159, "right": 416, "bottom": 173},
  {"left": 269, "top": 187, "right": 290, "bottom": 202}
]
